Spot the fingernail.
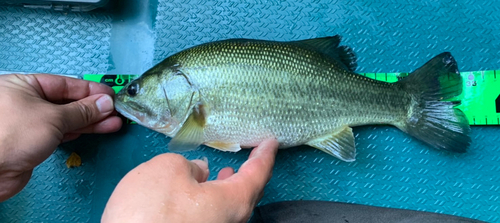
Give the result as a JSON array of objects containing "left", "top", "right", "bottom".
[
  {"left": 96, "top": 95, "right": 113, "bottom": 113},
  {"left": 191, "top": 159, "right": 209, "bottom": 170},
  {"left": 254, "top": 138, "right": 279, "bottom": 157},
  {"left": 201, "top": 156, "right": 208, "bottom": 163}
]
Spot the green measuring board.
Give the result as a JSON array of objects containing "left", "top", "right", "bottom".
[
  {"left": 84, "top": 74, "right": 136, "bottom": 94},
  {"left": 84, "top": 74, "right": 138, "bottom": 124},
  {"left": 360, "top": 70, "right": 500, "bottom": 125},
  {"left": 84, "top": 70, "right": 500, "bottom": 126}
]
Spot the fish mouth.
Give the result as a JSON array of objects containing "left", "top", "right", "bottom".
[
  {"left": 114, "top": 99, "right": 174, "bottom": 134},
  {"left": 114, "top": 100, "right": 146, "bottom": 125}
]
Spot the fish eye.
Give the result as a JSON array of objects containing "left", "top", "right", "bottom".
[{"left": 127, "top": 83, "right": 139, "bottom": 97}]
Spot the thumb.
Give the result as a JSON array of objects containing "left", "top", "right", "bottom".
[{"left": 59, "top": 94, "right": 114, "bottom": 132}]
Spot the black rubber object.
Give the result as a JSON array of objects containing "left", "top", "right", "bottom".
[{"left": 248, "top": 201, "right": 486, "bottom": 223}]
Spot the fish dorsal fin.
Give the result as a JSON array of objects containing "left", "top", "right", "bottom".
[
  {"left": 292, "top": 35, "right": 358, "bottom": 72},
  {"left": 168, "top": 103, "right": 206, "bottom": 152},
  {"left": 306, "top": 126, "right": 356, "bottom": 162}
]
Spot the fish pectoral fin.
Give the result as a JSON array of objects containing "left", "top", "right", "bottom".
[
  {"left": 292, "top": 35, "right": 357, "bottom": 72},
  {"left": 205, "top": 141, "right": 241, "bottom": 152},
  {"left": 306, "top": 126, "right": 356, "bottom": 162},
  {"left": 168, "top": 103, "right": 206, "bottom": 152}
]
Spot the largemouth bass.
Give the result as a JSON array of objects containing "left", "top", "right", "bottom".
[{"left": 114, "top": 35, "right": 471, "bottom": 161}]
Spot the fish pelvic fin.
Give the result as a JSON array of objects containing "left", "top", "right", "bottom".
[
  {"left": 395, "top": 52, "right": 471, "bottom": 153},
  {"left": 292, "top": 35, "right": 357, "bottom": 72},
  {"left": 306, "top": 126, "right": 356, "bottom": 162},
  {"left": 205, "top": 141, "right": 241, "bottom": 152},
  {"left": 167, "top": 103, "right": 206, "bottom": 152}
]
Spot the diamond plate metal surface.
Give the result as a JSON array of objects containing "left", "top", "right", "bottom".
[
  {"left": 153, "top": 0, "right": 500, "bottom": 73},
  {"left": 264, "top": 126, "right": 500, "bottom": 222},
  {"left": 0, "top": 7, "right": 112, "bottom": 75},
  {"left": 89, "top": 126, "right": 500, "bottom": 222},
  {"left": 1, "top": 0, "right": 500, "bottom": 222},
  {"left": 150, "top": 0, "right": 500, "bottom": 222},
  {"left": 0, "top": 6, "right": 112, "bottom": 223},
  {"left": 0, "top": 135, "right": 102, "bottom": 223}
]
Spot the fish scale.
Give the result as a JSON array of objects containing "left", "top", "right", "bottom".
[{"left": 168, "top": 40, "right": 408, "bottom": 146}]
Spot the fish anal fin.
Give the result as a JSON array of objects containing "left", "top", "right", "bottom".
[
  {"left": 205, "top": 141, "right": 241, "bottom": 152},
  {"left": 168, "top": 103, "right": 206, "bottom": 152},
  {"left": 306, "top": 126, "right": 356, "bottom": 162},
  {"left": 293, "top": 35, "right": 358, "bottom": 72}
]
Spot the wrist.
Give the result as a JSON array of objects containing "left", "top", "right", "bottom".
[
  {"left": 0, "top": 132, "right": 32, "bottom": 202},
  {"left": 0, "top": 170, "right": 33, "bottom": 202}
]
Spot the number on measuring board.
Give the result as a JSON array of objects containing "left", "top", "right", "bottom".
[
  {"left": 496, "top": 94, "right": 500, "bottom": 113},
  {"left": 466, "top": 80, "right": 477, "bottom": 87}
]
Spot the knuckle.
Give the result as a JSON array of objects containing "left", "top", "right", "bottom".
[
  {"left": 53, "top": 109, "right": 68, "bottom": 132},
  {"left": 233, "top": 188, "right": 257, "bottom": 220},
  {"left": 75, "top": 101, "right": 96, "bottom": 124},
  {"left": 237, "top": 201, "right": 255, "bottom": 222},
  {"left": 214, "top": 192, "right": 254, "bottom": 222},
  {"left": 155, "top": 153, "right": 187, "bottom": 164},
  {"left": 146, "top": 153, "right": 190, "bottom": 171},
  {"left": 45, "top": 105, "right": 68, "bottom": 133}
]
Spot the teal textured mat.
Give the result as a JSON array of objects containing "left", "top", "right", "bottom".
[
  {"left": 1, "top": 1, "right": 500, "bottom": 222},
  {"left": 0, "top": 7, "right": 112, "bottom": 75},
  {"left": 0, "top": 6, "right": 112, "bottom": 223}
]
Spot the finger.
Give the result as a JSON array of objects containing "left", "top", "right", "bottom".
[
  {"left": 228, "top": 138, "right": 279, "bottom": 196},
  {"left": 25, "top": 74, "right": 115, "bottom": 103},
  {"left": 58, "top": 94, "right": 115, "bottom": 132},
  {"left": 217, "top": 167, "right": 234, "bottom": 180},
  {"left": 71, "top": 116, "right": 122, "bottom": 134},
  {"left": 190, "top": 159, "right": 210, "bottom": 183},
  {"left": 62, "top": 133, "right": 82, "bottom": 143}
]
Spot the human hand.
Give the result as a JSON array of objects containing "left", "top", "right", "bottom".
[
  {"left": 0, "top": 74, "right": 122, "bottom": 201},
  {"left": 102, "top": 138, "right": 279, "bottom": 223}
]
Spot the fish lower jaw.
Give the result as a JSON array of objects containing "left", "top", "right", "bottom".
[
  {"left": 115, "top": 104, "right": 144, "bottom": 125},
  {"left": 115, "top": 103, "right": 178, "bottom": 136}
]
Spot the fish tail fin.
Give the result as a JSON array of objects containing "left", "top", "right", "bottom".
[{"left": 395, "top": 52, "right": 471, "bottom": 152}]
